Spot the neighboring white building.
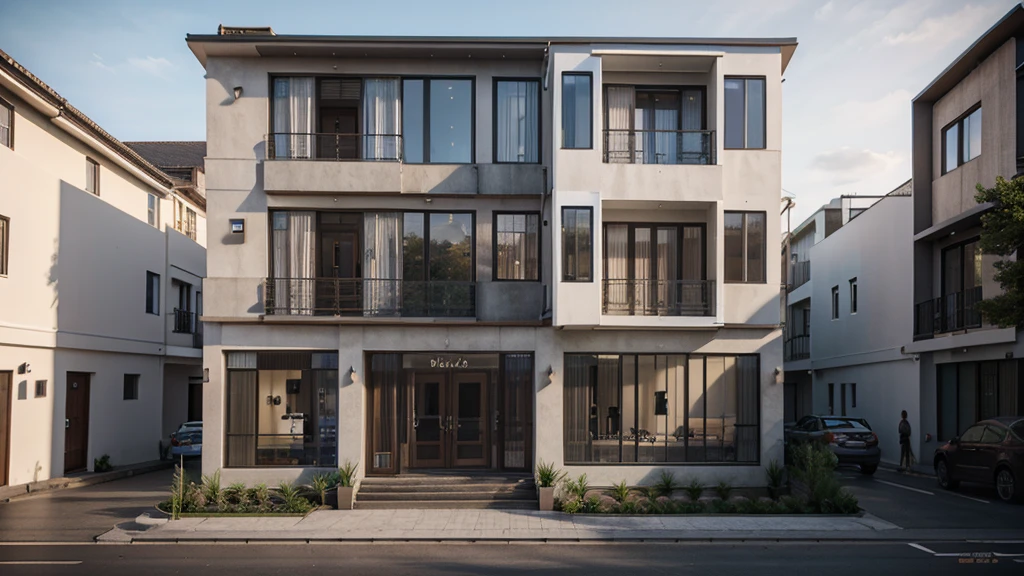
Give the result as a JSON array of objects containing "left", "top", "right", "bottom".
[
  {"left": 188, "top": 27, "right": 795, "bottom": 491},
  {"left": 0, "top": 49, "right": 207, "bottom": 489}
]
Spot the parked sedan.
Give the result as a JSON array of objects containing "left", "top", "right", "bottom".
[
  {"left": 785, "top": 415, "right": 881, "bottom": 475},
  {"left": 170, "top": 421, "right": 203, "bottom": 457},
  {"left": 934, "top": 417, "right": 1024, "bottom": 503}
]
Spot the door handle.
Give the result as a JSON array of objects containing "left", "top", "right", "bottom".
[
  {"left": 65, "top": 419, "right": 70, "bottom": 429},
  {"left": 412, "top": 409, "right": 419, "bottom": 429}
]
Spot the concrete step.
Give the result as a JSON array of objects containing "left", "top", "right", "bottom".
[
  {"left": 359, "top": 483, "right": 534, "bottom": 494},
  {"left": 361, "top": 476, "right": 533, "bottom": 486},
  {"left": 354, "top": 499, "right": 539, "bottom": 510},
  {"left": 357, "top": 490, "right": 537, "bottom": 502}
]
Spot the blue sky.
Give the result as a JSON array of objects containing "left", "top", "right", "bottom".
[{"left": 2, "top": 0, "right": 1018, "bottom": 223}]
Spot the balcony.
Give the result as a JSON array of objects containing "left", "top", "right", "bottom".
[
  {"left": 913, "top": 287, "right": 983, "bottom": 339},
  {"left": 172, "top": 308, "right": 203, "bottom": 349},
  {"left": 603, "top": 129, "right": 716, "bottom": 166},
  {"left": 602, "top": 279, "right": 715, "bottom": 317},
  {"left": 784, "top": 334, "right": 810, "bottom": 361},
  {"left": 266, "top": 133, "right": 402, "bottom": 161},
  {"left": 263, "top": 278, "right": 476, "bottom": 318},
  {"left": 790, "top": 260, "right": 810, "bottom": 290}
]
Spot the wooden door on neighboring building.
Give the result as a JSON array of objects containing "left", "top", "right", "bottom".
[
  {"left": 0, "top": 372, "right": 11, "bottom": 486},
  {"left": 64, "top": 373, "right": 91, "bottom": 473}
]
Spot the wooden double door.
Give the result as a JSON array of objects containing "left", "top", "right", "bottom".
[{"left": 410, "top": 372, "right": 489, "bottom": 468}]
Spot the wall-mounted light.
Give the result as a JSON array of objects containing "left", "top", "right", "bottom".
[
  {"left": 233, "top": 86, "right": 243, "bottom": 100},
  {"left": 424, "top": 198, "right": 433, "bottom": 204},
  {"left": 546, "top": 366, "right": 555, "bottom": 384},
  {"left": 349, "top": 366, "right": 360, "bottom": 384},
  {"left": 17, "top": 362, "right": 30, "bottom": 375},
  {"left": 203, "top": 368, "right": 210, "bottom": 383}
]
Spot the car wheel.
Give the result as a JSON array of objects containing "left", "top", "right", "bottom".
[
  {"left": 995, "top": 468, "right": 1023, "bottom": 504},
  {"left": 936, "top": 458, "right": 959, "bottom": 490},
  {"left": 860, "top": 464, "right": 877, "bottom": 475}
]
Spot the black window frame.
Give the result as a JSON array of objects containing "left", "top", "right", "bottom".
[
  {"left": 831, "top": 285, "right": 840, "bottom": 319},
  {"left": 561, "top": 206, "right": 594, "bottom": 282},
  {"left": 849, "top": 277, "right": 858, "bottom": 314},
  {"left": 851, "top": 383, "right": 857, "bottom": 408},
  {"left": 492, "top": 77, "right": 542, "bottom": 164},
  {"left": 724, "top": 211, "right": 767, "bottom": 284},
  {"left": 723, "top": 76, "right": 767, "bottom": 150},
  {"left": 401, "top": 76, "right": 476, "bottom": 165},
  {"left": 123, "top": 374, "right": 140, "bottom": 401},
  {"left": 146, "top": 271, "right": 160, "bottom": 315},
  {"left": 0, "top": 95, "right": 13, "bottom": 150},
  {"left": 561, "top": 72, "right": 594, "bottom": 150},
  {"left": 941, "top": 103, "right": 982, "bottom": 175},
  {"left": 492, "top": 211, "right": 541, "bottom": 282},
  {"left": 840, "top": 383, "right": 847, "bottom": 416},
  {"left": 0, "top": 214, "right": 8, "bottom": 277},
  {"left": 85, "top": 157, "right": 100, "bottom": 196},
  {"left": 828, "top": 383, "right": 835, "bottom": 415}
]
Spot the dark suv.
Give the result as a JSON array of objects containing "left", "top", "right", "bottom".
[
  {"left": 785, "top": 415, "right": 881, "bottom": 475},
  {"left": 934, "top": 417, "right": 1024, "bottom": 503}
]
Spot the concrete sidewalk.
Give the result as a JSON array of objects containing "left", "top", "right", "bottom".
[{"left": 100, "top": 508, "right": 905, "bottom": 543}]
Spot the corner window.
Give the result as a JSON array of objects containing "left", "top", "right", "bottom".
[
  {"left": 123, "top": 374, "right": 139, "bottom": 400},
  {"left": 724, "top": 211, "right": 766, "bottom": 283},
  {"left": 831, "top": 286, "right": 839, "bottom": 319},
  {"left": 0, "top": 215, "right": 8, "bottom": 276},
  {"left": 942, "top": 105, "right": 981, "bottom": 174},
  {"left": 494, "top": 79, "right": 540, "bottom": 163},
  {"left": 849, "top": 277, "right": 858, "bottom": 314},
  {"left": 724, "top": 77, "right": 766, "bottom": 149},
  {"left": 148, "top": 194, "right": 159, "bottom": 227},
  {"left": 34, "top": 380, "right": 46, "bottom": 398},
  {"left": 0, "top": 97, "right": 12, "bottom": 149},
  {"left": 561, "top": 73, "right": 592, "bottom": 149},
  {"left": 494, "top": 212, "right": 540, "bottom": 281},
  {"left": 402, "top": 78, "right": 474, "bottom": 164},
  {"left": 86, "top": 158, "right": 99, "bottom": 195},
  {"left": 561, "top": 207, "right": 593, "bottom": 282},
  {"left": 146, "top": 271, "right": 160, "bottom": 315}
]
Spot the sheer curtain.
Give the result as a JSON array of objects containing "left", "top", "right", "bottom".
[
  {"left": 656, "top": 228, "right": 678, "bottom": 314},
  {"left": 681, "top": 225, "right": 705, "bottom": 313},
  {"left": 736, "top": 356, "right": 759, "bottom": 462},
  {"left": 604, "top": 224, "right": 629, "bottom": 313},
  {"left": 363, "top": 213, "right": 403, "bottom": 316},
  {"left": 605, "top": 86, "right": 634, "bottom": 163},
  {"left": 496, "top": 81, "right": 539, "bottom": 163},
  {"left": 272, "top": 78, "right": 314, "bottom": 159},
  {"left": 363, "top": 78, "right": 401, "bottom": 160},
  {"left": 634, "top": 228, "right": 652, "bottom": 314},
  {"left": 271, "top": 212, "right": 316, "bottom": 315},
  {"left": 653, "top": 107, "right": 679, "bottom": 165},
  {"left": 680, "top": 89, "right": 704, "bottom": 164}
]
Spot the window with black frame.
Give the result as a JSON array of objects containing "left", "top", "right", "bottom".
[
  {"left": 494, "top": 212, "right": 539, "bottom": 281},
  {"left": 563, "top": 353, "right": 759, "bottom": 464},
  {"left": 403, "top": 78, "right": 474, "bottom": 163},
  {"left": 225, "top": 351, "right": 339, "bottom": 468},
  {"left": 724, "top": 211, "right": 766, "bottom": 283},
  {"left": 562, "top": 207, "right": 592, "bottom": 282},
  {"left": 494, "top": 79, "right": 540, "bottom": 163}
]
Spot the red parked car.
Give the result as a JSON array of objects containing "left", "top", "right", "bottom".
[{"left": 934, "top": 417, "right": 1024, "bottom": 503}]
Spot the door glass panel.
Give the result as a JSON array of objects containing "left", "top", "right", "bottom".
[
  {"left": 958, "top": 363, "right": 977, "bottom": 435},
  {"left": 457, "top": 381, "right": 482, "bottom": 442},
  {"left": 416, "top": 381, "right": 442, "bottom": 442}
]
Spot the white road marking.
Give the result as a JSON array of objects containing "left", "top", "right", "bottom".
[
  {"left": 945, "top": 491, "right": 990, "bottom": 504},
  {"left": 875, "top": 479, "right": 935, "bottom": 496},
  {"left": 968, "top": 540, "right": 1024, "bottom": 544},
  {"left": 907, "top": 543, "right": 936, "bottom": 555},
  {"left": 0, "top": 561, "right": 83, "bottom": 565}
]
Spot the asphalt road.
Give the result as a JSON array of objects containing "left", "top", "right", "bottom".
[{"left": 0, "top": 542, "right": 1022, "bottom": 576}]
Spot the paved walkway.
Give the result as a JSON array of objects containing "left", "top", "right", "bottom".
[{"left": 101, "top": 509, "right": 901, "bottom": 543}]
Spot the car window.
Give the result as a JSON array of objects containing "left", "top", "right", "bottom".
[
  {"left": 960, "top": 425, "right": 986, "bottom": 443},
  {"left": 795, "top": 416, "right": 813, "bottom": 430},
  {"left": 981, "top": 426, "right": 1006, "bottom": 444},
  {"left": 1011, "top": 421, "right": 1024, "bottom": 441},
  {"left": 823, "top": 418, "right": 870, "bottom": 431},
  {"left": 801, "top": 418, "right": 819, "bottom": 431}
]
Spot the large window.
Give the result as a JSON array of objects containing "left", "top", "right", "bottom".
[
  {"left": 724, "top": 211, "right": 766, "bottom": 283},
  {"left": 942, "top": 105, "right": 981, "bottom": 174},
  {"left": 494, "top": 79, "right": 540, "bottom": 163},
  {"left": 0, "top": 215, "right": 8, "bottom": 276},
  {"left": 145, "top": 271, "right": 160, "bottom": 315},
  {"left": 86, "top": 157, "right": 99, "bottom": 195},
  {"left": 561, "top": 207, "right": 592, "bottom": 282},
  {"left": 225, "top": 351, "right": 339, "bottom": 468},
  {"left": 941, "top": 237, "right": 983, "bottom": 330},
  {"left": 494, "top": 212, "right": 539, "bottom": 281},
  {"left": 938, "top": 360, "right": 1022, "bottom": 442},
  {"left": 564, "top": 353, "right": 760, "bottom": 464},
  {"left": 402, "top": 78, "right": 474, "bottom": 163},
  {"left": 724, "top": 77, "right": 766, "bottom": 149},
  {"left": 0, "top": 97, "right": 12, "bottom": 149},
  {"left": 561, "top": 73, "right": 592, "bottom": 149}
]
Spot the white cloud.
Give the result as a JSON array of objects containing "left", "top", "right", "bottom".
[
  {"left": 884, "top": 3, "right": 1004, "bottom": 46},
  {"left": 832, "top": 89, "right": 913, "bottom": 129},
  {"left": 810, "top": 147, "right": 902, "bottom": 185},
  {"left": 815, "top": 0, "right": 835, "bottom": 20},
  {"left": 127, "top": 56, "right": 173, "bottom": 79},
  {"left": 89, "top": 53, "right": 115, "bottom": 74}
]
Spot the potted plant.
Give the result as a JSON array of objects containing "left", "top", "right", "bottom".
[
  {"left": 336, "top": 460, "right": 358, "bottom": 510},
  {"left": 535, "top": 460, "right": 565, "bottom": 511}
]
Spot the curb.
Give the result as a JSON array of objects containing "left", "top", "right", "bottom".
[{"left": 0, "top": 461, "right": 172, "bottom": 503}]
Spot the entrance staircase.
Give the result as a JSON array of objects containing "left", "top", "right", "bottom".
[{"left": 355, "top": 471, "right": 537, "bottom": 510}]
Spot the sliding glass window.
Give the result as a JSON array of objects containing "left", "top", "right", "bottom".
[
  {"left": 724, "top": 211, "right": 766, "bottom": 283},
  {"left": 564, "top": 353, "right": 760, "bottom": 464},
  {"left": 561, "top": 207, "right": 593, "bottom": 282},
  {"left": 562, "top": 73, "right": 592, "bottom": 149},
  {"left": 724, "top": 77, "right": 766, "bottom": 149},
  {"left": 402, "top": 78, "right": 474, "bottom": 163},
  {"left": 494, "top": 212, "right": 540, "bottom": 281},
  {"left": 494, "top": 79, "right": 540, "bottom": 163}
]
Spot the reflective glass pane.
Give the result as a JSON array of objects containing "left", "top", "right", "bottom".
[
  {"left": 429, "top": 79, "right": 472, "bottom": 163},
  {"left": 745, "top": 212, "right": 765, "bottom": 283},
  {"left": 724, "top": 79, "right": 745, "bottom": 148},
  {"left": 724, "top": 212, "right": 744, "bottom": 282},
  {"left": 944, "top": 123, "right": 958, "bottom": 172},
  {"left": 746, "top": 79, "right": 766, "bottom": 148},
  {"left": 402, "top": 80, "right": 423, "bottom": 163}
]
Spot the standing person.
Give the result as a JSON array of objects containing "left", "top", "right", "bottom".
[{"left": 899, "top": 410, "right": 912, "bottom": 472}]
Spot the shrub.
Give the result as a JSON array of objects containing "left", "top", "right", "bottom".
[
  {"left": 337, "top": 461, "right": 358, "bottom": 488},
  {"left": 201, "top": 470, "right": 223, "bottom": 508},
  {"left": 276, "top": 481, "right": 312, "bottom": 514},
  {"left": 789, "top": 442, "right": 859, "bottom": 513},
  {"left": 765, "top": 459, "right": 785, "bottom": 499},
  {"left": 563, "top": 473, "right": 590, "bottom": 501},
  {"left": 610, "top": 480, "right": 630, "bottom": 503},
  {"left": 683, "top": 478, "right": 705, "bottom": 501},
  {"left": 714, "top": 481, "right": 733, "bottom": 500},
  {"left": 312, "top": 473, "right": 333, "bottom": 506},
  {"left": 653, "top": 470, "right": 680, "bottom": 498},
  {"left": 535, "top": 460, "right": 567, "bottom": 488},
  {"left": 94, "top": 454, "right": 113, "bottom": 472}
]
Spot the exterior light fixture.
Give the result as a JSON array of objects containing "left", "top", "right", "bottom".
[{"left": 233, "top": 86, "right": 243, "bottom": 100}]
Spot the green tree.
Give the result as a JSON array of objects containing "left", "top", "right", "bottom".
[{"left": 974, "top": 176, "right": 1024, "bottom": 327}]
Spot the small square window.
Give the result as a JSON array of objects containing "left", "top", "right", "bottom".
[
  {"left": 123, "top": 374, "right": 139, "bottom": 400},
  {"left": 34, "top": 380, "right": 47, "bottom": 398},
  {"left": 0, "top": 97, "right": 12, "bottom": 150},
  {"left": 86, "top": 158, "right": 100, "bottom": 195},
  {"left": 146, "top": 271, "right": 160, "bottom": 314},
  {"left": 849, "top": 278, "right": 858, "bottom": 314},
  {"left": 831, "top": 286, "right": 840, "bottom": 320}
]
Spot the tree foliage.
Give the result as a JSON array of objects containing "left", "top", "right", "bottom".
[{"left": 974, "top": 176, "right": 1024, "bottom": 328}]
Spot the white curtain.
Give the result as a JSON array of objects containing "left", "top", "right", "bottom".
[
  {"left": 634, "top": 228, "right": 652, "bottom": 313},
  {"left": 680, "top": 89, "right": 704, "bottom": 164},
  {"left": 272, "top": 77, "right": 314, "bottom": 159},
  {"left": 605, "top": 224, "right": 629, "bottom": 312},
  {"left": 656, "top": 228, "right": 678, "bottom": 314},
  {"left": 653, "top": 108, "right": 679, "bottom": 164},
  {"left": 496, "top": 81, "right": 539, "bottom": 163},
  {"left": 363, "top": 212, "right": 403, "bottom": 316},
  {"left": 271, "top": 211, "right": 315, "bottom": 315},
  {"left": 363, "top": 78, "right": 401, "bottom": 160},
  {"left": 605, "top": 86, "right": 634, "bottom": 163}
]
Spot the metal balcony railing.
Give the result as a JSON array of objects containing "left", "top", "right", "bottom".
[
  {"left": 603, "top": 129, "right": 716, "bottom": 165},
  {"left": 266, "top": 133, "right": 402, "bottom": 161},
  {"left": 263, "top": 278, "right": 476, "bottom": 318},
  {"left": 784, "top": 335, "right": 810, "bottom": 361},
  {"left": 173, "top": 308, "right": 203, "bottom": 349},
  {"left": 913, "top": 286, "right": 983, "bottom": 339},
  {"left": 790, "top": 260, "right": 811, "bottom": 290},
  {"left": 602, "top": 279, "right": 715, "bottom": 316}
]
